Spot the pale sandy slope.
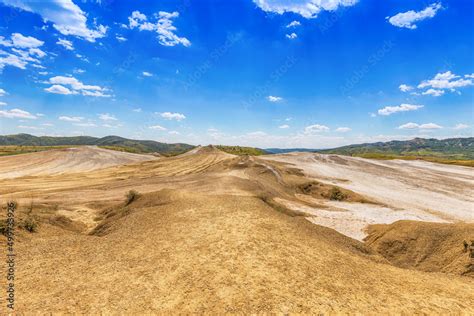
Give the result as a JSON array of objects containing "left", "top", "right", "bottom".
[
  {"left": 263, "top": 153, "right": 474, "bottom": 240},
  {"left": 0, "top": 146, "right": 157, "bottom": 178},
  {"left": 2, "top": 147, "right": 474, "bottom": 313}
]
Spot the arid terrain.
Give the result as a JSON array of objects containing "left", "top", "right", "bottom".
[{"left": 0, "top": 146, "right": 473, "bottom": 313}]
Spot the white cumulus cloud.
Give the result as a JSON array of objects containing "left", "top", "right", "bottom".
[
  {"left": 421, "top": 88, "right": 445, "bottom": 97},
  {"left": 399, "top": 84, "right": 413, "bottom": 92},
  {"left": 0, "top": 33, "right": 44, "bottom": 48},
  {"left": 418, "top": 71, "right": 473, "bottom": 90},
  {"left": 286, "top": 20, "right": 301, "bottom": 28},
  {"left": 44, "top": 84, "right": 77, "bottom": 95},
  {"left": 0, "top": 33, "right": 46, "bottom": 71},
  {"left": 159, "top": 112, "right": 186, "bottom": 121},
  {"left": 267, "top": 95, "right": 282, "bottom": 102},
  {"left": 285, "top": 32, "right": 297, "bottom": 39},
  {"left": 304, "top": 124, "right": 329, "bottom": 134},
  {"left": 44, "top": 76, "right": 111, "bottom": 97},
  {"left": 387, "top": 3, "right": 442, "bottom": 29},
  {"left": 278, "top": 124, "right": 290, "bottom": 129},
  {"left": 253, "top": 0, "right": 358, "bottom": 19},
  {"left": 0, "top": 0, "right": 108, "bottom": 42},
  {"left": 128, "top": 11, "right": 191, "bottom": 47},
  {"left": 142, "top": 71, "right": 153, "bottom": 77}
]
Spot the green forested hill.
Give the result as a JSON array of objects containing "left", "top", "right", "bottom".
[
  {"left": 318, "top": 137, "right": 474, "bottom": 161},
  {"left": 0, "top": 134, "right": 195, "bottom": 155}
]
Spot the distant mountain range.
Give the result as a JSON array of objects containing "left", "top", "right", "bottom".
[
  {"left": 1, "top": 134, "right": 473, "bottom": 161},
  {"left": 317, "top": 137, "right": 474, "bottom": 160},
  {"left": 0, "top": 134, "right": 195, "bottom": 156}
]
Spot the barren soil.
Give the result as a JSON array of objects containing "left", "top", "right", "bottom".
[
  {"left": 263, "top": 152, "right": 473, "bottom": 239},
  {"left": 0, "top": 147, "right": 473, "bottom": 313}
]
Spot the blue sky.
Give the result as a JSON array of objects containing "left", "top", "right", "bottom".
[{"left": 0, "top": 0, "right": 472, "bottom": 148}]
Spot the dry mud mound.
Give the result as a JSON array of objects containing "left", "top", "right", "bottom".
[
  {"left": 0, "top": 146, "right": 157, "bottom": 178},
  {"left": 365, "top": 221, "right": 474, "bottom": 277},
  {"left": 2, "top": 148, "right": 474, "bottom": 313},
  {"left": 263, "top": 153, "right": 474, "bottom": 239},
  {"left": 13, "top": 191, "right": 474, "bottom": 313}
]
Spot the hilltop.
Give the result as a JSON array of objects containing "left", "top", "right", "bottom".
[{"left": 215, "top": 145, "right": 268, "bottom": 155}]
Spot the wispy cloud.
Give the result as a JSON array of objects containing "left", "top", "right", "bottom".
[
  {"left": 398, "top": 122, "right": 442, "bottom": 130},
  {"left": 453, "top": 123, "right": 470, "bottom": 130},
  {"left": 149, "top": 125, "right": 167, "bottom": 130},
  {"left": 0, "top": 108, "right": 37, "bottom": 119},
  {"left": 56, "top": 38, "right": 74, "bottom": 50},
  {"left": 58, "top": 116, "right": 84, "bottom": 122},
  {"left": 98, "top": 113, "right": 117, "bottom": 121},
  {"left": 378, "top": 104, "right": 423, "bottom": 116},
  {"left": 335, "top": 127, "right": 351, "bottom": 132}
]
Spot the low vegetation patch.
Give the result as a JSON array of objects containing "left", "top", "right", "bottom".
[
  {"left": 22, "top": 217, "right": 38, "bottom": 233},
  {"left": 0, "top": 145, "right": 76, "bottom": 156},
  {"left": 328, "top": 187, "right": 347, "bottom": 201},
  {"left": 125, "top": 190, "right": 141, "bottom": 205},
  {"left": 297, "top": 181, "right": 375, "bottom": 204},
  {"left": 216, "top": 145, "right": 268, "bottom": 156}
]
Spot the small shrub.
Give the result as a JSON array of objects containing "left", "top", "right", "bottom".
[
  {"left": 125, "top": 190, "right": 141, "bottom": 205},
  {"left": 329, "top": 187, "right": 346, "bottom": 201},
  {"left": 22, "top": 217, "right": 38, "bottom": 233},
  {"left": 0, "top": 220, "right": 7, "bottom": 236}
]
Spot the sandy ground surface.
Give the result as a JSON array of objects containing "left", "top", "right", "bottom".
[
  {"left": 0, "top": 146, "right": 157, "bottom": 178},
  {"left": 263, "top": 153, "right": 474, "bottom": 239},
  {"left": 0, "top": 146, "right": 473, "bottom": 313}
]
